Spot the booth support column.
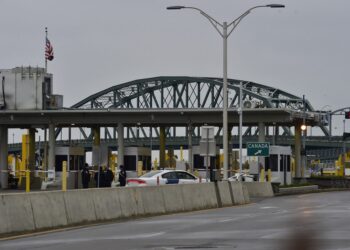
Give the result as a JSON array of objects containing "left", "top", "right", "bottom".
[
  {"left": 188, "top": 125, "right": 193, "bottom": 172},
  {"left": 93, "top": 127, "right": 100, "bottom": 146},
  {"left": 28, "top": 128, "right": 36, "bottom": 172},
  {"left": 117, "top": 123, "right": 124, "bottom": 167},
  {"left": 258, "top": 122, "right": 266, "bottom": 181},
  {"left": 0, "top": 126, "right": 8, "bottom": 189},
  {"left": 295, "top": 124, "right": 302, "bottom": 178},
  {"left": 159, "top": 127, "right": 166, "bottom": 168},
  {"left": 48, "top": 123, "right": 55, "bottom": 178}
]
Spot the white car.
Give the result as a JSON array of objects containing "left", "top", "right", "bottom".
[
  {"left": 228, "top": 173, "right": 254, "bottom": 182},
  {"left": 126, "top": 170, "right": 207, "bottom": 186}
]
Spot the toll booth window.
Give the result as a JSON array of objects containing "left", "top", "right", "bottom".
[
  {"left": 287, "top": 155, "right": 291, "bottom": 171},
  {"left": 145, "top": 156, "right": 151, "bottom": 171},
  {"left": 193, "top": 155, "right": 204, "bottom": 169},
  {"left": 69, "top": 156, "right": 81, "bottom": 171},
  {"left": 55, "top": 155, "right": 67, "bottom": 172},
  {"left": 124, "top": 156, "right": 136, "bottom": 171},
  {"left": 210, "top": 156, "right": 216, "bottom": 170},
  {"left": 265, "top": 155, "right": 278, "bottom": 171},
  {"left": 279, "top": 155, "right": 291, "bottom": 172},
  {"left": 138, "top": 156, "right": 151, "bottom": 171},
  {"left": 280, "top": 156, "right": 284, "bottom": 171}
]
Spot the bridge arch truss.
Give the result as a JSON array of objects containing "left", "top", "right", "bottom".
[{"left": 59, "top": 76, "right": 328, "bottom": 143}]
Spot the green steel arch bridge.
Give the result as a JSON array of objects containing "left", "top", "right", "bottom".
[{"left": 7, "top": 76, "right": 347, "bottom": 162}]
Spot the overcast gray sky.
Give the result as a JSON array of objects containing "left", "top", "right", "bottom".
[{"left": 1, "top": 0, "right": 349, "bottom": 134}]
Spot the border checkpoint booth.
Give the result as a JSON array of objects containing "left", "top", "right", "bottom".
[
  {"left": 123, "top": 147, "right": 151, "bottom": 178},
  {"left": 55, "top": 146, "right": 85, "bottom": 189},
  {"left": 192, "top": 145, "right": 220, "bottom": 181},
  {"left": 265, "top": 145, "right": 292, "bottom": 185}
]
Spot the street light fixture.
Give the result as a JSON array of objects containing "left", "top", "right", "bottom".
[
  {"left": 167, "top": 4, "right": 285, "bottom": 179},
  {"left": 301, "top": 124, "right": 307, "bottom": 131}
]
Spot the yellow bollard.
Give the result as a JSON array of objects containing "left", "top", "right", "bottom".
[
  {"left": 259, "top": 168, "right": 265, "bottom": 182},
  {"left": 62, "top": 161, "right": 67, "bottom": 191},
  {"left": 25, "top": 170, "right": 30, "bottom": 193},
  {"left": 153, "top": 158, "right": 158, "bottom": 171},
  {"left": 137, "top": 161, "right": 143, "bottom": 177},
  {"left": 194, "top": 169, "right": 199, "bottom": 177},
  {"left": 267, "top": 169, "right": 272, "bottom": 182},
  {"left": 180, "top": 146, "right": 184, "bottom": 161}
]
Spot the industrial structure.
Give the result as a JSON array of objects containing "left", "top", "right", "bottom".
[{"left": 0, "top": 67, "right": 348, "bottom": 189}]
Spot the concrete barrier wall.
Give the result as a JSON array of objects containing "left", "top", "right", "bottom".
[
  {"left": 0, "top": 182, "right": 252, "bottom": 236},
  {"left": 242, "top": 182, "right": 274, "bottom": 198},
  {"left": 181, "top": 183, "right": 218, "bottom": 211},
  {"left": 137, "top": 186, "right": 166, "bottom": 215},
  {"left": 229, "top": 182, "right": 246, "bottom": 205},
  {"left": 278, "top": 185, "right": 318, "bottom": 195},
  {"left": 242, "top": 184, "right": 250, "bottom": 204},
  {"left": 63, "top": 190, "right": 97, "bottom": 224},
  {"left": 30, "top": 191, "right": 68, "bottom": 229},
  {"left": 91, "top": 189, "right": 122, "bottom": 220},
  {"left": 161, "top": 185, "right": 185, "bottom": 213},
  {"left": 117, "top": 187, "right": 139, "bottom": 217},
  {"left": 216, "top": 181, "right": 233, "bottom": 206},
  {"left": 0, "top": 194, "right": 35, "bottom": 234}
]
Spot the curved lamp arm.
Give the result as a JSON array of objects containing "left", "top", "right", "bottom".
[
  {"left": 227, "top": 4, "right": 285, "bottom": 37},
  {"left": 167, "top": 6, "right": 224, "bottom": 37}
]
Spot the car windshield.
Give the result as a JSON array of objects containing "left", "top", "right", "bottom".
[{"left": 140, "top": 171, "right": 163, "bottom": 178}]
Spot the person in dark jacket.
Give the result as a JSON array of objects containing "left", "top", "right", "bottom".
[
  {"left": 118, "top": 165, "right": 127, "bottom": 187},
  {"left": 81, "top": 163, "right": 90, "bottom": 189},
  {"left": 105, "top": 166, "right": 114, "bottom": 187}
]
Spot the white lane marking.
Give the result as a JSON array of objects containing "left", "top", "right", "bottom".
[
  {"left": 219, "top": 218, "right": 239, "bottom": 223},
  {"left": 0, "top": 232, "right": 165, "bottom": 248},
  {"left": 260, "top": 206, "right": 279, "bottom": 209},
  {"left": 107, "top": 232, "right": 165, "bottom": 239}
]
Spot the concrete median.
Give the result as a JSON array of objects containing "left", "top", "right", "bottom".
[
  {"left": 0, "top": 193, "right": 35, "bottom": 234},
  {"left": 161, "top": 185, "right": 185, "bottom": 213},
  {"left": 63, "top": 189, "right": 97, "bottom": 224},
  {"left": 0, "top": 181, "right": 254, "bottom": 236},
  {"left": 117, "top": 187, "right": 139, "bottom": 218},
  {"left": 181, "top": 183, "right": 218, "bottom": 211},
  {"left": 242, "top": 184, "right": 250, "bottom": 204},
  {"left": 229, "top": 182, "right": 246, "bottom": 205},
  {"left": 91, "top": 188, "right": 122, "bottom": 220},
  {"left": 30, "top": 191, "right": 68, "bottom": 229},
  {"left": 138, "top": 186, "right": 166, "bottom": 215},
  {"left": 216, "top": 181, "right": 233, "bottom": 206},
  {"left": 243, "top": 182, "right": 274, "bottom": 198}
]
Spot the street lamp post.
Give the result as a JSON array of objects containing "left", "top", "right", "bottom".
[
  {"left": 167, "top": 4, "right": 285, "bottom": 179},
  {"left": 301, "top": 95, "right": 307, "bottom": 177}
]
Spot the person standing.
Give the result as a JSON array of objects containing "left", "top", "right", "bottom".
[
  {"left": 118, "top": 165, "right": 127, "bottom": 187},
  {"left": 81, "top": 163, "right": 90, "bottom": 189},
  {"left": 105, "top": 166, "right": 114, "bottom": 187}
]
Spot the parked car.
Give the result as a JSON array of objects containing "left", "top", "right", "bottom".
[
  {"left": 228, "top": 173, "right": 254, "bottom": 182},
  {"left": 126, "top": 170, "right": 208, "bottom": 186}
]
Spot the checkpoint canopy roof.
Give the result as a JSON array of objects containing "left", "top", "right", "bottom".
[{"left": 0, "top": 108, "right": 322, "bottom": 128}]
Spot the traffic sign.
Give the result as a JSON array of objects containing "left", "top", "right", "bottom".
[{"left": 247, "top": 142, "right": 270, "bottom": 157}]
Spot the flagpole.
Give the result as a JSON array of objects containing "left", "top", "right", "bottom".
[{"left": 45, "top": 27, "right": 48, "bottom": 73}]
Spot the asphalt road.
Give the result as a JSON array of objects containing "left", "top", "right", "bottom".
[{"left": 1, "top": 191, "right": 350, "bottom": 250}]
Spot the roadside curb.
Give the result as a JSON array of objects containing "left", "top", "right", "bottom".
[{"left": 275, "top": 187, "right": 350, "bottom": 196}]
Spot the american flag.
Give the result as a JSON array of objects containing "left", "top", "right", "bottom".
[{"left": 45, "top": 37, "right": 54, "bottom": 61}]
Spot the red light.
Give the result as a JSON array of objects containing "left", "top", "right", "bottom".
[{"left": 127, "top": 179, "right": 146, "bottom": 185}]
